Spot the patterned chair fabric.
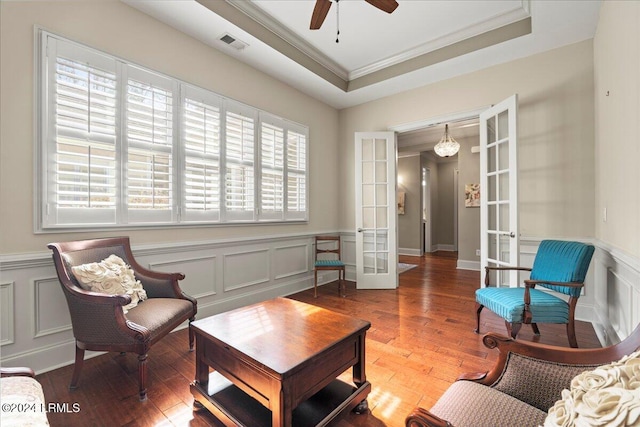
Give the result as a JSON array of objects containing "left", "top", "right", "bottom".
[{"left": 475, "top": 240, "right": 594, "bottom": 347}]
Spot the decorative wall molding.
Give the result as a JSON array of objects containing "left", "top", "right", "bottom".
[
  {"left": 1, "top": 232, "right": 638, "bottom": 374},
  {"left": 0, "top": 282, "right": 15, "bottom": 346}
]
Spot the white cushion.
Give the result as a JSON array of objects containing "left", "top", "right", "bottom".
[
  {"left": 544, "top": 350, "right": 640, "bottom": 427},
  {"left": 71, "top": 254, "right": 147, "bottom": 313}
]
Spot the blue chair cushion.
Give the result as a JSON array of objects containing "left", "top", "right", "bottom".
[
  {"left": 315, "top": 260, "right": 345, "bottom": 267},
  {"left": 476, "top": 287, "right": 569, "bottom": 324},
  {"left": 530, "top": 240, "right": 594, "bottom": 298}
]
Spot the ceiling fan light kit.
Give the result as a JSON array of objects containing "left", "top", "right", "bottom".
[{"left": 434, "top": 124, "right": 460, "bottom": 157}]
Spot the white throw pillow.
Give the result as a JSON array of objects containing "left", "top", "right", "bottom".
[
  {"left": 71, "top": 254, "right": 147, "bottom": 313},
  {"left": 543, "top": 350, "right": 640, "bottom": 427}
]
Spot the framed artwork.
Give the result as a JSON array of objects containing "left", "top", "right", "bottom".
[
  {"left": 465, "top": 184, "right": 480, "bottom": 208},
  {"left": 397, "top": 191, "right": 406, "bottom": 214}
]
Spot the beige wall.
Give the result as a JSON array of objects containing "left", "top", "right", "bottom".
[
  {"left": 397, "top": 155, "right": 421, "bottom": 251},
  {"left": 436, "top": 161, "right": 457, "bottom": 246},
  {"left": 0, "top": 0, "right": 339, "bottom": 254},
  {"left": 457, "top": 135, "right": 481, "bottom": 262},
  {"left": 339, "top": 40, "right": 595, "bottom": 242},
  {"left": 594, "top": 1, "right": 640, "bottom": 258}
]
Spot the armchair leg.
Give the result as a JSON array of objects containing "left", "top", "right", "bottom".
[
  {"left": 567, "top": 321, "right": 578, "bottom": 348},
  {"left": 474, "top": 303, "right": 484, "bottom": 333},
  {"left": 70, "top": 344, "right": 85, "bottom": 390},
  {"left": 188, "top": 317, "right": 195, "bottom": 352},
  {"left": 506, "top": 321, "right": 522, "bottom": 339},
  {"left": 138, "top": 353, "right": 148, "bottom": 401},
  {"left": 314, "top": 269, "right": 318, "bottom": 298},
  {"left": 531, "top": 323, "right": 541, "bottom": 335}
]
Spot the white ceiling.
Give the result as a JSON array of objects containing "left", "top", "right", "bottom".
[{"left": 123, "top": 0, "right": 601, "bottom": 109}]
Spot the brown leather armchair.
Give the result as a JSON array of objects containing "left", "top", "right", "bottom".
[{"left": 48, "top": 237, "right": 197, "bottom": 401}]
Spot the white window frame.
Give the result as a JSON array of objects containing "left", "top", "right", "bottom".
[{"left": 35, "top": 29, "right": 309, "bottom": 232}]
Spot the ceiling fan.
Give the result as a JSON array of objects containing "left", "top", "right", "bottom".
[{"left": 310, "top": 0, "right": 399, "bottom": 30}]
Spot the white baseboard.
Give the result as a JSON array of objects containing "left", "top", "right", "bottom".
[
  {"left": 457, "top": 260, "right": 480, "bottom": 271},
  {"left": 399, "top": 247, "right": 422, "bottom": 256}
]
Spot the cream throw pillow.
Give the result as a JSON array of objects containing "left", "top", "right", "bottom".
[
  {"left": 71, "top": 254, "right": 148, "bottom": 313},
  {"left": 543, "top": 350, "right": 640, "bottom": 427}
]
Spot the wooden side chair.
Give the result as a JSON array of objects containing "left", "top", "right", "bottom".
[
  {"left": 314, "top": 235, "right": 346, "bottom": 298},
  {"left": 48, "top": 237, "right": 197, "bottom": 401},
  {"left": 475, "top": 240, "right": 594, "bottom": 347}
]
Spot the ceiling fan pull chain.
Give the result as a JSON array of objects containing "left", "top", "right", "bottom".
[{"left": 335, "top": 0, "right": 340, "bottom": 43}]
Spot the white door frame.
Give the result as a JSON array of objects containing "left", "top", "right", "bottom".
[
  {"left": 422, "top": 166, "right": 431, "bottom": 254},
  {"left": 391, "top": 107, "right": 490, "bottom": 256}
]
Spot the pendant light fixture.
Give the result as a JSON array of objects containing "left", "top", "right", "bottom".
[{"left": 434, "top": 124, "right": 460, "bottom": 157}]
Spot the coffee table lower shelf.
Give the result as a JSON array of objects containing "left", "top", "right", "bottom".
[{"left": 191, "top": 372, "right": 371, "bottom": 427}]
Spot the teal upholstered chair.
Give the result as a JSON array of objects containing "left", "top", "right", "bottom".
[
  {"left": 314, "top": 235, "right": 346, "bottom": 298},
  {"left": 475, "top": 240, "right": 595, "bottom": 347}
]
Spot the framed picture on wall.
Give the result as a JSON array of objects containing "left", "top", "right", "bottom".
[
  {"left": 465, "top": 184, "right": 480, "bottom": 208},
  {"left": 398, "top": 191, "right": 406, "bottom": 214}
]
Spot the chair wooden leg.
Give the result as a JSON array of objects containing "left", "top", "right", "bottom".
[
  {"left": 474, "top": 303, "right": 484, "bottom": 333},
  {"left": 567, "top": 321, "right": 578, "bottom": 348},
  {"left": 507, "top": 321, "right": 522, "bottom": 339},
  {"left": 531, "top": 323, "right": 541, "bottom": 335},
  {"left": 314, "top": 269, "right": 318, "bottom": 298},
  {"left": 340, "top": 269, "right": 346, "bottom": 298},
  {"left": 138, "top": 353, "right": 148, "bottom": 401},
  {"left": 188, "top": 317, "right": 195, "bottom": 352},
  {"left": 69, "top": 344, "right": 84, "bottom": 390}
]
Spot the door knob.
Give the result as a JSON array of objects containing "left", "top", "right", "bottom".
[{"left": 357, "top": 228, "right": 364, "bottom": 233}]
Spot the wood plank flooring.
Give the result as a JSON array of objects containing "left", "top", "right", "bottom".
[{"left": 36, "top": 252, "right": 600, "bottom": 427}]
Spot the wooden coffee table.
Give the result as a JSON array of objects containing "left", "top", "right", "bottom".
[{"left": 190, "top": 297, "right": 371, "bottom": 427}]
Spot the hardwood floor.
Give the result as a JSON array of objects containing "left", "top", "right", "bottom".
[{"left": 37, "top": 252, "right": 600, "bottom": 427}]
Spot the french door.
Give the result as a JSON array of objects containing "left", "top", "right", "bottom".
[
  {"left": 354, "top": 132, "right": 398, "bottom": 289},
  {"left": 480, "top": 95, "right": 519, "bottom": 287}
]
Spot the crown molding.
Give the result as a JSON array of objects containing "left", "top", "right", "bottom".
[
  {"left": 349, "top": 0, "right": 531, "bottom": 80},
  {"left": 225, "top": 0, "right": 348, "bottom": 80},
  {"left": 226, "top": 0, "right": 530, "bottom": 82}
]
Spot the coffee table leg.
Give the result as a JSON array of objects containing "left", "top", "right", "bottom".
[
  {"left": 353, "top": 333, "right": 367, "bottom": 385},
  {"left": 272, "top": 387, "right": 293, "bottom": 427},
  {"left": 195, "top": 334, "right": 209, "bottom": 390}
]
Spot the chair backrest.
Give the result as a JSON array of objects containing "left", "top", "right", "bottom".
[
  {"left": 48, "top": 237, "right": 134, "bottom": 290},
  {"left": 530, "top": 240, "right": 595, "bottom": 297},
  {"left": 315, "top": 235, "right": 341, "bottom": 261}
]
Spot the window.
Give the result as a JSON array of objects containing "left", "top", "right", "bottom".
[{"left": 37, "top": 31, "right": 308, "bottom": 230}]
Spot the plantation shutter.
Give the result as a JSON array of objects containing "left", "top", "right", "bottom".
[
  {"left": 43, "top": 36, "right": 118, "bottom": 226},
  {"left": 124, "top": 67, "right": 176, "bottom": 224},
  {"left": 259, "top": 113, "right": 285, "bottom": 220},
  {"left": 181, "top": 85, "right": 221, "bottom": 222},
  {"left": 286, "top": 127, "right": 307, "bottom": 220},
  {"left": 224, "top": 101, "right": 256, "bottom": 221}
]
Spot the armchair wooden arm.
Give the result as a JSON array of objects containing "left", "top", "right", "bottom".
[
  {"left": 406, "top": 323, "right": 640, "bottom": 427},
  {"left": 406, "top": 407, "right": 453, "bottom": 427}
]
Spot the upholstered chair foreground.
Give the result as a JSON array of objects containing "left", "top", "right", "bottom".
[
  {"left": 406, "top": 323, "right": 640, "bottom": 427},
  {"left": 48, "top": 237, "right": 197, "bottom": 401},
  {"left": 1, "top": 367, "right": 49, "bottom": 426},
  {"left": 476, "top": 240, "right": 595, "bottom": 348}
]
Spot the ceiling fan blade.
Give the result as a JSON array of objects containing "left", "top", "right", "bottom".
[
  {"left": 310, "top": 0, "right": 332, "bottom": 30},
  {"left": 364, "top": 0, "right": 399, "bottom": 14}
]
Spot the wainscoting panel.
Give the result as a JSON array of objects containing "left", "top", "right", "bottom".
[
  {"left": 223, "top": 249, "right": 270, "bottom": 292},
  {"left": 0, "top": 282, "right": 15, "bottom": 345},
  {"left": 33, "top": 277, "right": 72, "bottom": 338},
  {"left": 273, "top": 244, "right": 308, "bottom": 280},
  {"left": 149, "top": 256, "right": 218, "bottom": 300}
]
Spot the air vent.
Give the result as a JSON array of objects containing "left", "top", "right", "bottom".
[{"left": 218, "top": 33, "right": 248, "bottom": 51}]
